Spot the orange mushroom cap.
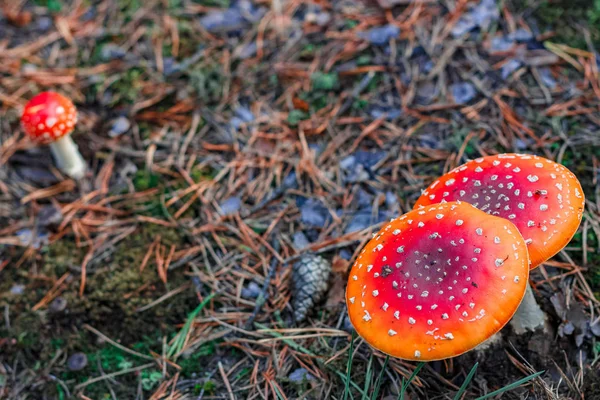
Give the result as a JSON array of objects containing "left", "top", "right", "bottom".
[
  {"left": 21, "top": 91, "right": 77, "bottom": 144},
  {"left": 346, "top": 201, "right": 529, "bottom": 361},
  {"left": 414, "top": 154, "right": 584, "bottom": 268}
]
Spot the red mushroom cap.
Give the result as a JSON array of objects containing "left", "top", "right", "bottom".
[
  {"left": 414, "top": 154, "right": 585, "bottom": 268},
  {"left": 21, "top": 91, "right": 77, "bottom": 144},
  {"left": 346, "top": 201, "right": 529, "bottom": 361}
]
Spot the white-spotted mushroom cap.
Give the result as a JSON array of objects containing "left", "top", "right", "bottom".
[
  {"left": 415, "top": 153, "right": 584, "bottom": 268},
  {"left": 346, "top": 201, "right": 529, "bottom": 361},
  {"left": 21, "top": 91, "right": 77, "bottom": 144}
]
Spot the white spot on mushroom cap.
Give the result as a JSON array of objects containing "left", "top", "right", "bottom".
[{"left": 363, "top": 310, "right": 371, "bottom": 321}]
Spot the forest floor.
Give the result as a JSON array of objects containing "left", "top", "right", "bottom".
[{"left": 1, "top": 0, "right": 600, "bottom": 399}]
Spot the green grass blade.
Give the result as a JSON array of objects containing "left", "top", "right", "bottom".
[
  {"left": 404, "top": 362, "right": 425, "bottom": 389},
  {"left": 398, "top": 377, "right": 405, "bottom": 400},
  {"left": 474, "top": 371, "right": 544, "bottom": 400},
  {"left": 335, "top": 370, "right": 365, "bottom": 397},
  {"left": 273, "top": 385, "right": 286, "bottom": 400},
  {"left": 398, "top": 362, "right": 425, "bottom": 399},
  {"left": 453, "top": 362, "right": 479, "bottom": 400},
  {"left": 343, "top": 332, "right": 356, "bottom": 400},
  {"left": 253, "top": 322, "right": 316, "bottom": 356},
  {"left": 371, "top": 355, "right": 390, "bottom": 400},
  {"left": 361, "top": 354, "right": 374, "bottom": 400},
  {"left": 167, "top": 292, "right": 216, "bottom": 358}
]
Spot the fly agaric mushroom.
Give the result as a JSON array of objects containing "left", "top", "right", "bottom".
[
  {"left": 414, "top": 153, "right": 584, "bottom": 333},
  {"left": 346, "top": 201, "right": 529, "bottom": 361},
  {"left": 21, "top": 91, "right": 86, "bottom": 179}
]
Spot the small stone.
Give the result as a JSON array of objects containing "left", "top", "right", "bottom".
[
  {"left": 67, "top": 353, "right": 88, "bottom": 371},
  {"left": 288, "top": 368, "right": 315, "bottom": 382},
  {"left": 562, "top": 321, "right": 575, "bottom": 336},
  {"left": 234, "top": 42, "right": 257, "bottom": 59},
  {"left": 450, "top": 82, "right": 477, "bottom": 105},
  {"left": 293, "top": 232, "right": 310, "bottom": 249},
  {"left": 353, "top": 150, "right": 386, "bottom": 169},
  {"left": 241, "top": 282, "right": 261, "bottom": 299},
  {"left": 100, "top": 43, "right": 127, "bottom": 61},
  {"left": 472, "top": 0, "right": 499, "bottom": 29},
  {"left": 234, "top": 106, "right": 254, "bottom": 123},
  {"left": 591, "top": 321, "right": 600, "bottom": 337},
  {"left": 36, "top": 16, "right": 53, "bottom": 32},
  {"left": 219, "top": 197, "right": 242, "bottom": 216},
  {"left": 282, "top": 171, "right": 298, "bottom": 189},
  {"left": 342, "top": 314, "right": 355, "bottom": 332},
  {"left": 339, "top": 155, "right": 357, "bottom": 170},
  {"left": 515, "top": 138, "right": 533, "bottom": 150},
  {"left": 16, "top": 166, "right": 59, "bottom": 186},
  {"left": 162, "top": 57, "right": 181, "bottom": 75},
  {"left": 36, "top": 205, "right": 62, "bottom": 228},
  {"left": 10, "top": 285, "right": 25, "bottom": 295},
  {"left": 16, "top": 229, "right": 34, "bottom": 247},
  {"left": 108, "top": 117, "right": 131, "bottom": 137},
  {"left": 509, "top": 28, "right": 534, "bottom": 42},
  {"left": 451, "top": 0, "right": 499, "bottom": 37},
  {"left": 300, "top": 199, "right": 329, "bottom": 228},
  {"left": 415, "top": 81, "right": 439, "bottom": 105},
  {"left": 385, "top": 191, "right": 398, "bottom": 208},
  {"left": 345, "top": 210, "right": 388, "bottom": 234},
  {"left": 356, "top": 189, "right": 373, "bottom": 207},
  {"left": 501, "top": 59, "right": 522, "bottom": 79},
  {"left": 21, "top": 64, "right": 38, "bottom": 74},
  {"left": 199, "top": 1, "right": 264, "bottom": 34},
  {"left": 199, "top": 9, "right": 246, "bottom": 33},
  {"left": 418, "top": 133, "right": 443, "bottom": 149},
  {"left": 369, "top": 107, "right": 402, "bottom": 120},
  {"left": 489, "top": 36, "right": 514, "bottom": 53},
  {"left": 538, "top": 68, "right": 557, "bottom": 89},
  {"left": 345, "top": 212, "right": 372, "bottom": 234},
  {"left": 358, "top": 24, "right": 400, "bottom": 45},
  {"left": 451, "top": 16, "right": 478, "bottom": 38},
  {"left": 49, "top": 296, "right": 68, "bottom": 313},
  {"left": 339, "top": 249, "right": 352, "bottom": 260},
  {"left": 304, "top": 10, "right": 331, "bottom": 26}
]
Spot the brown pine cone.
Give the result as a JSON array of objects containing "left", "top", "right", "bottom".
[{"left": 291, "top": 254, "right": 332, "bottom": 322}]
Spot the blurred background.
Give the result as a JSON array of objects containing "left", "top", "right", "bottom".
[{"left": 1, "top": 0, "right": 600, "bottom": 399}]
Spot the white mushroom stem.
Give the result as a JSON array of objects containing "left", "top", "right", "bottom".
[
  {"left": 509, "top": 283, "right": 547, "bottom": 334},
  {"left": 49, "top": 135, "right": 86, "bottom": 180}
]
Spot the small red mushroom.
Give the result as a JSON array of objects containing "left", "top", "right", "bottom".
[
  {"left": 415, "top": 153, "right": 584, "bottom": 268},
  {"left": 346, "top": 201, "right": 529, "bottom": 361},
  {"left": 21, "top": 91, "right": 86, "bottom": 179}
]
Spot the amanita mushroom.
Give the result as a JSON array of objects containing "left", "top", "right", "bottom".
[
  {"left": 415, "top": 153, "right": 585, "bottom": 333},
  {"left": 21, "top": 91, "right": 86, "bottom": 179},
  {"left": 346, "top": 201, "right": 529, "bottom": 360}
]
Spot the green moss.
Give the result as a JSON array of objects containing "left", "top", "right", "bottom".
[
  {"left": 141, "top": 370, "right": 164, "bottom": 390},
  {"left": 537, "top": 0, "right": 600, "bottom": 47},
  {"left": 352, "top": 99, "right": 368, "bottom": 111},
  {"left": 288, "top": 110, "right": 309, "bottom": 126},
  {"left": 190, "top": 165, "right": 217, "bottom": 182},
  {"left": 34, "top": 0, "right": 63, "bottom": 12},
  {"left": 311, "top": 72, "right": 340, "bottom": 91},
  {"left": 189, "top": 65, "right": 225, "bottom": 103},
  {"left": 133, "top": 170, "right": 161, "bottom": 191},
  {"left": 193, "top": 380, "right": 216, "bottom": 396}
]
